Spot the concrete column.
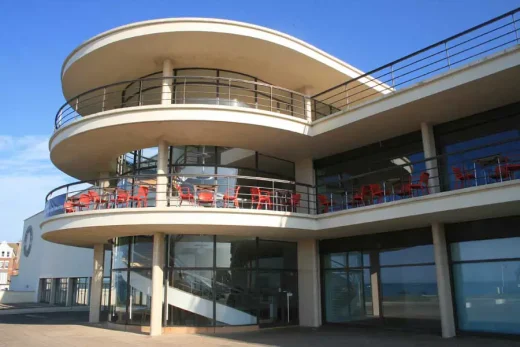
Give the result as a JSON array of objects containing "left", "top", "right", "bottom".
[
  {"left": 432, "top": 222, "right": 456, "bottom": 338},
  {"left": 304, "top": 97, "right": 313, "bottom": 122},
  {"left": 66, "top": 277, "right": 74, "bottom": 307},
  {"left": 162, "top": 59, "right": 173, "bottom": 105},
  {"left": 89, "top": 244, "right": 105, "bottom": 323},
  {"left": 297, "top": 239, "right": 321, "bottom": 327},
  {"left": 369, "top": 252, "right": 382, "bottom": 317},
  {"left": 156, "top": 140, "right": 169, "bottom": 208},
  {"left": 421, "top": 122, "right": 441, "bottom": 193},
  {"left": 295, "top": 158, "right": 316, "bottom": 214},
  {"left": 150, "top": 233, "right": 165, "bottom": 336}
]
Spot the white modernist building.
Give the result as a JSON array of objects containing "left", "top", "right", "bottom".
[{"left": 13, "top": 9, "right": 520, "bottom": 338}]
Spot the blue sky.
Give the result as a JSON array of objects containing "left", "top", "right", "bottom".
[{"left": 0, "top": 0, "right": 519, "bottom": 241}]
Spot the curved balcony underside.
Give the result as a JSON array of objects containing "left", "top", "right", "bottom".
[
  {"left": 50, "top": 104, "right": 312, "bottom": 180},
  {"left": 42, "top": 180, "right": 520, "bottom": 248}
]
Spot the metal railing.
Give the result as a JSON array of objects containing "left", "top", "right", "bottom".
[
  {"left": 316, "top": 137, "right": 520, "bottom": 213},
  {"left": 45, "top": 173, "right": 317, "bottom": 216},
  {"left": 54, "top": 76, "right": 336, "bottom": 129},
  {"left": 313, "top": 8, "right": 520, "bottom": 119}
]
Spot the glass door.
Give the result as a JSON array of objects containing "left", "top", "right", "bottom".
[{"left": 257, "top": 271, "right": 298, "bottom": 327}]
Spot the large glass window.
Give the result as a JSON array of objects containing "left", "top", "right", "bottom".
[
  {"left": 451, "top": 237, "right": 520, "bottom": 335},
  {"left": 322, "top": 251, "right": 372, "bottom": 323},
  {"left": 112, "top": 235, "right": 298, "bottom": 328},
  {"left": 315, "top": 131, "right": 425, "bottom": 212},
  {"left": 435, "top": 102, "right": 520, "bottom": 190}
]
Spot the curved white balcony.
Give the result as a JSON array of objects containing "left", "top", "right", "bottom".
[{"left": 50, "top": 75, "right": 336, "bottom": 179}]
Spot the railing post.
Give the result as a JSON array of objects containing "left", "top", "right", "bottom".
[
  {"left": 75, "top": 97, "right": 79, "bottom": 112},
  {"left": 513, "top": 13, "right": 519, "bottom": 44},
  {"left": 345, "top": 84, "right": 350, "bottom": 110},
  {"left": 444, "top": 42, "right": 451, "bottom": 69},
  {"left": 138, "top": 80, "right": 143, "bottom": 106},
  {"left": 228, "top": 79, "right": 231, "bottom": 103},
  {"left": 101, "top": 87, "right": 106, "bottom": 112},
  {"left": 270, "top": 86, "right": 273, "bottom": 112},
  {"left": 183, "top": 78, "right": 186, "bottom": 104},
  {"left": 390, "top": 64, "right": 396, "bottom": 88}
]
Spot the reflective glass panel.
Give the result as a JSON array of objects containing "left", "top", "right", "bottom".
[
  {"left": 113, "top": 237, "right": 130, "bottom": 269},
  {"left": 453, "top": 261, "right": 520, "bottom": 334},
  {"left": 111, "top": 270, "right": 128, "bottom": 324},
  {"left": 215, "top": 269, "right": 258, "bottom": 325},
  {"left": 323, "top": 253, "right": 347, "bottom": 269},
  {"left": 380, "top": 265, "right": 440, "bottom": 320},
  {"left": 258, "top": 240, "right": 297, "bottom": 269},
  {"left": 130, "top": 236, "right": 153, "bottom": 268},
  {"left": 172, "top": 235, "right": 214, "bottom": 268},
  {"left": 380, "top": 245, "right": 434, "bottom": 266},
  {"left": 128, "top": 269, "right": 152, "bottom": 325},
  {"left": 215, "top": 236, "right": 256, "bottom": 268},
  {"left": 451, "top": 237, "right": 520, "bottom": 262}
]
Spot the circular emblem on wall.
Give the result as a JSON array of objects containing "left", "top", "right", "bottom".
[{"left": 23, "top": 226, "right": 33, "bottom": 257}]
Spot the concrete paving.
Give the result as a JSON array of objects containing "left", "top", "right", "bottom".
[{"left": 0, "top": 312, "right": 519, "bottom": 347}]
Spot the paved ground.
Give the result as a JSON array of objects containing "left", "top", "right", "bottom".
[{"left": 0, "top": 312, "right": 519, "bottom": 347}]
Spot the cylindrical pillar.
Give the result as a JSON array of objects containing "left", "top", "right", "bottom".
[
  {"left": 432, "top": 222, "right": 456, "bottom": 338},
  {"left": 421, "top": 122, "right": 441, "bottom": 193},
  {"left": 89, "top": 244, "right": 105, "bottom": 323},
  {"left": 304, "top": 97, "right": 312, "bottom": 122},
  {"left": 150, "top": 233, "right": 165, "bottom": 336},
  {"left": 297, "top": 239, "right": 321, "bottom": 327},
  {"left": 162, "top": 59, "right": 173, "bottom": 105},
  {"left": 156, "top": 140, "right": 169, "bottom": 208}
]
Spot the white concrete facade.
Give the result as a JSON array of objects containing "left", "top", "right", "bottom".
[{"left": 16, "top": 12, "right": 520, "bottom": 339}]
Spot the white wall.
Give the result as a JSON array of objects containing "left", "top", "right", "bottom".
[{"left": 10, "top": 211, "right": 111, "bottom": 302}]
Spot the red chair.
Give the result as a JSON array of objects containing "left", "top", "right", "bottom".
[
  {"left": 110, "top": 189, "right": 129, "bottom": 208},
  {"left": 251, "top": 187, "right": 272, "bottom": 210},
  {"left": 368, "top": 184, "right": 385, "bottom": 204},
  {"left": 72, "top": 194, "right": 91, "bottom": 211},
  {"left": 285, "top": 193, "right": 301, "bottom": 212},
  {"left": 410, "top": 172, "right": 430, "bottom": 196},
  {"left": 489, "top": 165, "right": 511, "bottom": 182},
  {"left": 506, "top": 163, "right": 520, "bottom": 179},
  {"left": 64, "top": 200, "right": 75, "bottom": 213},
  {"left": 176, "top": 184, "right": 194, "bottom": 206},
  {"left": 452, "top": 167, "right": 475, "bottom": 188},
  {"left": 88, "top": 190, "right": 108, "bottom": 209},
  {"left": 129, "top": 186, "right": 149, "bottom": 207},
  {"left": 353, "top": 185, "right": 371, "bottom": 206},
  {"left": 197, "top": 190, "right": 215, "bottom": 207},
  {"left": 318, "top": 194, "right": 333, "bottom": 213},
  {"left": 223, "top": 186, "right": 241, "bottom": 208},
  {"left": 395, "top": 183, "right": 412, "bottom": 199}
]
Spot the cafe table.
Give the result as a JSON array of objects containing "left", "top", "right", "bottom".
[{"left": 473, "top": 155, "right": 508, "bottom": 185}]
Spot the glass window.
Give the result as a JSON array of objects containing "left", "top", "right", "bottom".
[
  {"left": 258, "top": 154, "right": 295, "bottom": 180},
  {"left": 451, "top": 237, "right": 520, "bottom": 262},
  {"left": 171, "top": 235, "right": 214, "bottom": 268},
  {"left": 111, "top": 270, "right": 128, "bottom": 324},
  {"left": 215, "top": 236, "right": 256, "bottom": 268},
  {"left": 380, "top": 245, "right": 434, "bottom": 266},
  {"left": 348, "top": 252, "right": 363, "bottom": 268},
  {"left": 380, "top": 265, "right": 440, "bottom": 320},
  {"left": 258, "top": 240, "right": 297, "bottom": 270},
  {"left": 214, "top": 269, "right": 257, "bottom": 325},
  {"left": 453, "top": 261, "right": 520, "bottom": 334},
  {"left": 130, "top": 236, "right": 153, "bottom": 268},
  {"left": 167, "top": 269, "right": 214, "bottom": 326},
  {"left": 113, "top": 237, "right": 130, "bottom": 269},
  {"left": 217, "top": 147, "right": 256, "bottom": 169},
  {"left": 323, "top": 253, "right": 347, "bottom": 269},
  {"left": 128, "top": 269, "right": 152, "bottom": 325}
]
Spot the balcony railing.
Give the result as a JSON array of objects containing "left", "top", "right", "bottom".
[
  {"left": 313, "top": 7, "right": 520, "bottom": 119},
  {"left": 316, "top": 137, "right": 520, "bottom": 213},
  {"left": 44, "top": 174, "right": 317, "bottom": 217},
  {"left": 54, "top": 76, "right": 338, "bottom": 130}
]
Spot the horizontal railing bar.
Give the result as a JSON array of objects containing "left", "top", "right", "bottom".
[{"left": 313, "top": 7, "right": 520, "bottom": 98}]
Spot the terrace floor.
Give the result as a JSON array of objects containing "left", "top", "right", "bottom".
[{"left": 0, "top": 311, "right": 519, "bottom": 347}]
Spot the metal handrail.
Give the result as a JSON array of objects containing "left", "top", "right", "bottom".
[
  {"left": 54, "top": 75, "right": 337, "bottom": 129},
  {"left": 312, "top": 7, "right": 520, "bottom": 117}
]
